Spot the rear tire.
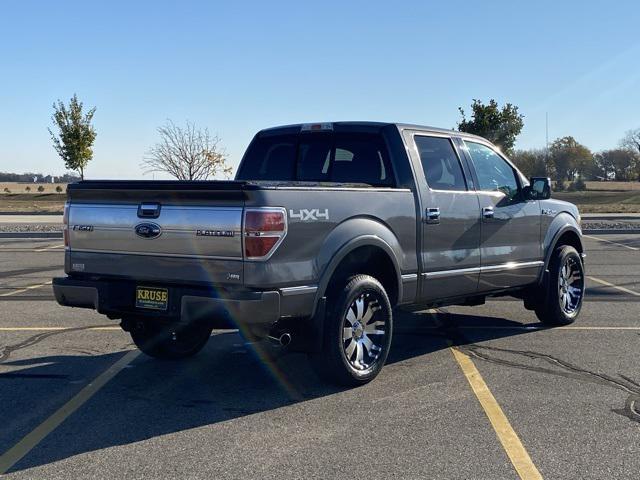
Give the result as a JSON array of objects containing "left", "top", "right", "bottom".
[
  {"left": 533, "top": 245, "right": 585, "bottom": 326},
  {"left": 129, "top": 320, "right": 212, "bottom": 360},
  {"left": 310, "top": 275, "right": 393, "bottom": 386}
]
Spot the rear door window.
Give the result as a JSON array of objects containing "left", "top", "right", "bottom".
[{"left": 414, "top": 135, "right": 467, "bottom": 191}]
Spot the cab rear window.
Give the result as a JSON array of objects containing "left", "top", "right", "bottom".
[
  {"left": 237, "top": 132, "right": 395, "bottom": 186},
  {"left": 236, "top": 134, "right": 298, "bottom": 181}
]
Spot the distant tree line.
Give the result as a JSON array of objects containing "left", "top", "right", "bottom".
[
  {"left": 458, "top": 99, "right": 640, "bottom": 191},
  {"left": 510, "top": 130, "right": 640, "bottom": 190},
  {"left": 0, "top": 171, "right": 80, "bottom": 183}
]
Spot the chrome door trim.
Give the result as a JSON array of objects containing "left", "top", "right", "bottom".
[
  {"left": 480, "top": 260, "right": 544, "bottom": 273},
  {"left": 422, "top": 266, "right": 481, "bottom": 279},
  {"left": 422, "top": 260, "right": 543, "bottom": 279},
  {"left": 279, "top": 285, "right": 318, "bottom": 296}
]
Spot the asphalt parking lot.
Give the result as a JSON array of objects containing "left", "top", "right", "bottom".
[{"left": 0, "top": 234, "right": 639, "bottom": 479}]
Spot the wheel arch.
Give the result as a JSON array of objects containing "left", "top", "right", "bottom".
[
  {"left": 312, "top": 235, "right": 402, "bottom": 317},
  {"left": 539, "top": 217, "right": 584, "bottom": 283}
]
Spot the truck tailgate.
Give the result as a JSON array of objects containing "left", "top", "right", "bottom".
[
  {"left": 69, "top": 204, "right": 243, "bottom": 258},
  {"left": 65, "top": 180, "right": 248, "bottom": 285}
]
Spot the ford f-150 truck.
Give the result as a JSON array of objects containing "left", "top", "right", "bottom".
[{"left": 53, "top": 122, "right": 585, "bottom": 385}]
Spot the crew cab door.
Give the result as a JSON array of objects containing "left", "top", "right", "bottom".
[
  {"left": 461, "top": 140, "right": 542, "bottom": 291},
  {"left": 404, "top": 132, "right": 482, "bottom": 302}
]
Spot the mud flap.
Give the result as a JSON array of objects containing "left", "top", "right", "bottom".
[{"left": 287, "top": 297, "right": 326, "bottom": 353}]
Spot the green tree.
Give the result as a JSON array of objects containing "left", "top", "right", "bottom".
[
  {"left": 594, "top": 151, "right": 616, "bottom": 180},
  {"left": 49, "top": 94, "right": 96, "bottom": 180},
  {"left": 549, "top": 136, "right": 593, "bottom": 181},
  {"left": 596, "top": 149, "right": 636, "bottom": 181},
  {"left": 510, "top": 149, "right": 548, "bottom": 178},
  {"left": 457, "top": 99, "right": 524, "bottom": 155}
]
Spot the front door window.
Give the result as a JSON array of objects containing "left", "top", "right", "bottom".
[{"left": 464, "top": 141, "right": 520, "bottom": 202}]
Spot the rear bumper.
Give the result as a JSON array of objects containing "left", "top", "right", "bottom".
[{"left": 52, "top": 277, "right": 281, "bottom": 337}]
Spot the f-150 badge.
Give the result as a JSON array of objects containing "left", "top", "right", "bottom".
[{"left": 289, "top": 209, "right": 329, "bottom": 221}]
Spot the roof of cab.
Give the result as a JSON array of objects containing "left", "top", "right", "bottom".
[{"left": 258, "top": 121, "right": 487, "bottom": 142}]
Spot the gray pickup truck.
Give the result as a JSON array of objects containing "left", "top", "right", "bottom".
[{"left": 53, "top": 122, "right": 585, "bottom": 385}]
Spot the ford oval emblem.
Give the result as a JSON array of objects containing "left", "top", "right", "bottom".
[{"left": 135, "top": 222, "right": 162, "bottom": 239}]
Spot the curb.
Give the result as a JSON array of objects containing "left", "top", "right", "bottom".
[
  {"left": 0, "top": 232, "right": 63, "bottom": 239},
  {"left": 582, "top": 229, "right": 640, "bottom": 235},
  {"left": 582, "top": 215, "right": 640, "bottom": 221},
  {"left": 0, "top": 211, "right": 64, "bottom": 216}
]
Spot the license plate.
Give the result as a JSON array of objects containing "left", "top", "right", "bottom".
[{"left": 135, "top": 286, "right": 169, "bottom": 310}]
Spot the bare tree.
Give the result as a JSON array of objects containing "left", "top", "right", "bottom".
[
  {"left": 142, "top": 120, "right": 232, "bottom": 180},
  {"left": 620, "top": 128, "right": 640, "bottom": 181},
  {"left": 621, "top": 128, "right": 640, "bottom": 155}
]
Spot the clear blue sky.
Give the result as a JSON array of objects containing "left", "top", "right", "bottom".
[{"left": 1, "top": 0, "right": 639, "bottom": 179}]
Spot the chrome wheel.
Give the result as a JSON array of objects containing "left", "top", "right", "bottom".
[
  {"left": 558, "top": 255, "right": 584, "bottom": 315},
  {"left": 342, "top": 292, "right": 386, "bottom": 371}
]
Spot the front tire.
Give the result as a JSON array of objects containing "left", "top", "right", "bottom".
[
  {"left": 129, "top": 320, "right": 212, "bottom": 360},
  {"left": 310, "top": 275, "right": 393, "bottom": 386},
  {"left": 534, "top": 245, "right": 585, "bottom": 325}
]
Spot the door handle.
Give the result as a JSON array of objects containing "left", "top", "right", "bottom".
[
  {"left": 425, "top": 207, "right": 440, "bottom": 224},
  {"left": 482, "top": 206, "right": 494, "bottom": 219}
]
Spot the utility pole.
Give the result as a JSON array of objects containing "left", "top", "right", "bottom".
[{"left": 545, "top": 112, "right": 549, "bottom": 158}]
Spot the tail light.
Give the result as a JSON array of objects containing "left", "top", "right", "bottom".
[
  {"left": 63, "top": 201, "right": 70, "bottom": 247},
  {"left": 243, "top": 208, "right": 287, "bottom": 260}
]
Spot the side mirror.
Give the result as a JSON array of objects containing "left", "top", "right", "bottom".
[{"left": 524, "top": 177, "right": 551, "bottom": 200}]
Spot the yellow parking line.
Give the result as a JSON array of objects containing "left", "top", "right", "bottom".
[
  {"left": 0, "top": 349, "right": 140, "bottom": 474},
  {"left": 583, "top": 235, "right": 639, "bottom": 251},
  {"left": 457, "top": 325, "right": 640, "bottom": 330},
  {"left": 0, "top": 327, "right": 68, "bottom": 331},
  {"left": 558, "top": 326, "right": 640, "bottom": 330},
  {"left": 450, "top": 347, "right": 543, "bottom": 480},
  {"left": 0, "top": 327, "right": 121, "bottom": 331},
  {"left": 399, "top": 325, "right": 640, "bottom": 332},
  {"left": 0, "top": 281, "right": 52, "bottom": 297},
  {"left": 588, "top": 276, "right": 640, "bottom": 297},
  {"left": 34, "top": 244, "right": 65, "bottom": 252}
]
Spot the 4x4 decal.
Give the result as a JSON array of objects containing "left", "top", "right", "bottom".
[{"left": 289, "top": 208, "right": 329, "bottom": 221}]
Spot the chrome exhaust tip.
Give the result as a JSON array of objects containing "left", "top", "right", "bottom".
[
  {"left": 268, "top": 332, "right": 292, "bottom": 347},
  {"left": 279, "top": 332, "right": 292, "bottom": 347}
]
